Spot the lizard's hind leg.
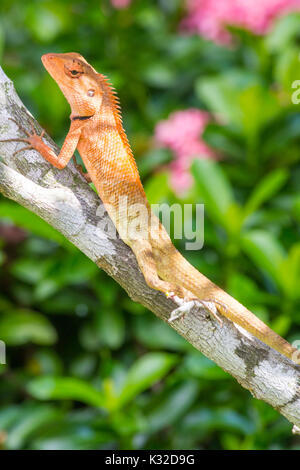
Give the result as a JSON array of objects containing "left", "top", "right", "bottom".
[
  {"left": 130, "top": 239, "right": 186, "bottom": 298},
  {"left": 150, "top": 230, "right": 198, "bottom": 302},
  {"left": 151, "top": 235, "right": 230, "bottom": 323}
]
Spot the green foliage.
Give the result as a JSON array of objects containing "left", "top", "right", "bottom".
[
  {"left": 0, "top": 309, "right": 57, "bottom": 345},
  {"left": 0, "top": 0, "right": 300, "bottom": 450}
]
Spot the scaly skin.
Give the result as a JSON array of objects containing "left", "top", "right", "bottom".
[{"left": 2, "top": 53, "right": 297, "bottom": 361}]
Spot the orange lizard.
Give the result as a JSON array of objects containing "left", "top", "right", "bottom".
[{"left": 1, "top": 53, "right": 298, "bottom": 362}]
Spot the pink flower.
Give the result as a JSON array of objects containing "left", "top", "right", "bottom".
[
  {"left": 182, "top": 0, "right": 300, "bottom": 44},
  {"left": 155, "top": 109, "right": 215, "bottom": 194},
  {"left": 110, "top": 0, "right": 131, "bottom": 9}
]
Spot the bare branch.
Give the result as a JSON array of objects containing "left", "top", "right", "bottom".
[{"left": 0, "top": 65, "right": 299, "bottom": 429}]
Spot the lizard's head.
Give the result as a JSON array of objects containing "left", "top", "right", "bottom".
[{"left": 41, "top": 52, "right": 103, "bottom": 118}]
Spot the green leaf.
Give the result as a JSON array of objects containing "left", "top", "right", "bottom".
[
  {"left": 70, "top": 354, "right": 97, "bottom": 379},
  {"left": 183, "top": 408, "right": 255, "bottom": 435},
  {"left": 183, "top": 354, "right": 228, "bottom": 380},
  {"left": 196, "top": 71, "right": 279, "bottom": 140},
  {"left": 243, "top": 169, "right": 288, "bottom": 218},
  {"left": 34, "top": 279, "right": 60, "bottom": 301},
  {"left": 142, "top": 62, "right": 176, "bottom": 88},
  {"left": 54, "top": 252, "right": 98, "bottom": 285},
  {"left": 144, "top": 171, "right": 171, "bottom": 204},
  {"left": 27, "top": 376, "right": 104, "bottom": 408},
  {"left": 196, "top": 71, "right": 247, "bottom": 127},
  {"left": 139, "top": 148, "right": 172, "bottom": 177},
  {"left": 241, "top": 230, "right": 286, "bottom": 285},
  {"left": 116, "top": 353, "right": 178, "bottom": 408},
  {"left": 4, "top": 405, "right": 62, "bottom": 450},
  {"left": 279, "top": 243, "right": 300, "bottom": 300},
  {"left": 25, "top": 3, "right": 69, "bottom": 43},
  {"left": 31, "top": 424, "right": 113, "bottom": 450},
  {"left": 0, "top": 201, "right": 71, "bottom": 248},
  {"left": 146, "top": 381, "right": 198, "bottom": 433},
  {"left": 274, "top": 45, "right": 300, "bottom": 94},
  {"left": 133, "top": 315, "right": 189, "bottom": 351},
  {"left": 191, "top": 159, "right": 235, "bottom": 229},
  {"left": 0, "top": 406, "right": 21, "bottom": 430},
  {"left": 238, "top": 84, "right": 279, "bottom": 141},
  {"left": 0, "top": 309, "right": 57, "bottom": 345},
  {"left": 95, "top": 309, "right": 125, "bottom": 350},
  {"left": 270, "top": 314, "right": 292, "bottom": 337},
  {"left": 262, "top": 114, "right": 300, "bottom": 158},
  {"left": 32, "top": 350, "right": 63, "bottom": 376},
  {"left": 266, "top": 13, "right": 300, "bottom": 52},
  {"left": 227, "top": 272, "right": 273, "bottom": 308},
  {"left": 202, "top": 123, "right": 243, "bottom": 159},
  {"left": 10, "top": 258, "right": 52, "bottom": 284}
]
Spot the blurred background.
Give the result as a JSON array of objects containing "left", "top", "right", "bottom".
[{"left": 0, "top": 0, "right": 300, "bottom": 450}]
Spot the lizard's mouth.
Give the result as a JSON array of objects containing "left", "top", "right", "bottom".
[{"left": 41, "top": 53, "right": 61, "bottom": 76}]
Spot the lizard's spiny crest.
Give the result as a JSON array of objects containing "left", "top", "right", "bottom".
[{"left": 97, "top": 74, "right": 137, "bottom": 170}]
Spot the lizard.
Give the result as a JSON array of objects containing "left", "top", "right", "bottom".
[{"left": 1, "top": 52, "right": 298, "bottom": 362}]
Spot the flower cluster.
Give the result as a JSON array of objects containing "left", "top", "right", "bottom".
[
  {"left": 181, "top": 0, "right": 300, "bottom": 44},
  {"left": 110, "top": 0, "right": 132, "bottom": 9},
  {"left": 155, "top": 109, "right": 215, "bottom": 193}
]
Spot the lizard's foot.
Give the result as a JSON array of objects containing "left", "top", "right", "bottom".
[
  {"left": 0, "top": 118, "right": 45, "bottom": 156},
  {"left": 168, "top": 295, "right": 224, "bottom": 326},
  {"left": 72, "top": 157, "right": 92, "bottom": 183},
  {"left": 168, "top": 294, "right": 198, "bottom": 323}
]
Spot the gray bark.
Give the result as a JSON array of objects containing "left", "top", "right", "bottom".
[{"left": 0, "top": 65, "right": 299, "bottom": 431}]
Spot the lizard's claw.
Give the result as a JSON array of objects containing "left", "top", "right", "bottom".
[
  {"left": 0, "top": 118, "right": 45, "bottom": 156},
  {"left": 166, "top": 291, "right": 175, "bottom": 299}
]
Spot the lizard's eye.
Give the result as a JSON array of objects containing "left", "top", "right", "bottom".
[
  {"left": 87, "top": 89, "right": 95, "bottom": 97},
  {"left": 64, "top": 63, "right": 84, "bottom": 78}
]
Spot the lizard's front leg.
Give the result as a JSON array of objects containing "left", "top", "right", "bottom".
[{"left": 0, "top": 118, "right": 82, "bottom": 171}]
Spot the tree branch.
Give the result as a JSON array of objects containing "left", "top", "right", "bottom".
[{"left": 0, "top": 65, "right": 299, "bottom": 431}]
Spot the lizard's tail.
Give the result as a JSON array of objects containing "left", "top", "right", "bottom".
[{"left": 169, "top": 251, "right": 298, "bottom": 362}]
